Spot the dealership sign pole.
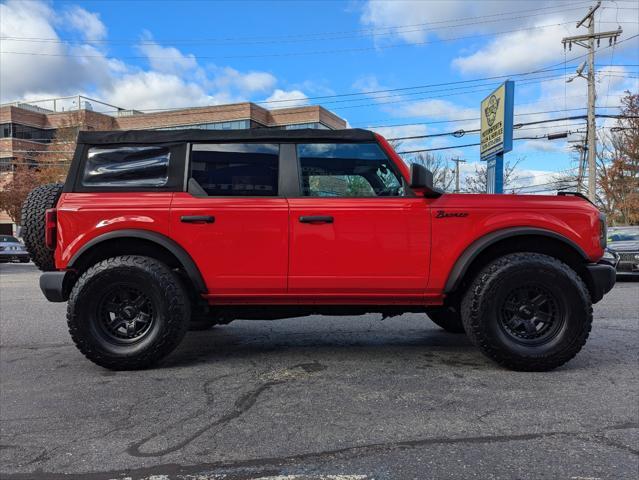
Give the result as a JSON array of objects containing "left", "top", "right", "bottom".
[{"left": 481, "top": 80, "right": 514, "bottom": 194}]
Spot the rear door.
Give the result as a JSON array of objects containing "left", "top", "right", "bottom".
[
  {"left": 170, "top": 143, "right": 289, "bottom": 296},
  {"left": 288, "top": 142, "right": 431, "bottom": 297}
]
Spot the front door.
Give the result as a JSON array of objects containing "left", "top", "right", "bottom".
[
  {"left": 288, "top": 142, "right": 431, "bottom": 298},
  {"left": 170, "top": 143, "right": 289, "bottom": 296}
]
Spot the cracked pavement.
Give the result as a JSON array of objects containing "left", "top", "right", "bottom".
[{"left": 1, "top": 263, "right": 638, "bottom": 479}]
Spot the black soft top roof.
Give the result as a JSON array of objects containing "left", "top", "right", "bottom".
[{"left": 77, "top": 128, "right": 377, "bottom": 145}]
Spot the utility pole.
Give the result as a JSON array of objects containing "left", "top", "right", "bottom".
[
  {"left": 451, "top": 157, "right": 466, "bottom": 193},
  {"left": 562, "top": 1, "right": 622, "bottom": 201}
]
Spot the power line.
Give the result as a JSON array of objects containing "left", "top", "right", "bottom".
[
  {"left": 363, "top": 107, "right": 624, "bottom": 130},
  {"left": 0, "top": 2, "right": 594, "bottom": 45},
  {"left": 0, "top": 22, "right": 583, "bottom": 61},
  {"left": 4, "top": 109, "right": 625, "bottom": 145},
  {"left": 7, "top": 63, "right": 632, "bottom": 118}
]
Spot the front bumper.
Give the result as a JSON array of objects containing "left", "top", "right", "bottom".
[
  {"left": 40, "top": 271, "right": 71, "bottom": 302},
  {"left": 584, "top": 261, "right": 616, "bottom": 303}
]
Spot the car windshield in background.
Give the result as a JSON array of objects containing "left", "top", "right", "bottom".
[
  {"left": 0, "top": 236, "right": 19, "bottom": 243},
  {"left": 608, "top": 229, "right": 639, "bottom": 242}
]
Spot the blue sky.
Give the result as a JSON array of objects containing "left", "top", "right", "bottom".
[{"left": 1, "top": 0, "right": 638, "bottom": 189}]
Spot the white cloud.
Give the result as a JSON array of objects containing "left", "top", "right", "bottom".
[
  {"left": 137, "top": 34, "right": 198, "bottom": 75},
  {"left": 0, "top": 0, "right": 114, "bottom": 101},
  {"left": 264, "top": 89, "right": 309, "bottom": 107},
  {"left": 452, "top": 23, "right": 567, "bottom": 75},
  {"left": 212, "top": 67, "right": 277, "bottom": 94},
  {"left": 101, "top": 71, "right": 216, "bottom": 111},
  {"left": 64, "top": 6, "right": 107, "bottom": 41},
  {"left": 361, "top": 0, "right": 638, "bottom": 75},
  {"left": 0, "top": 0, "right": 309, "bottom": 113}
]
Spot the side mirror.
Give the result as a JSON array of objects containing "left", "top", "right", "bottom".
[{"left": 410, "top": 163, "right": 443, "bottom": 198}]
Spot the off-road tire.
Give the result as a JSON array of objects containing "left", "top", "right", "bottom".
[
  {"left": 461, "top": 253, "right": 592, "bottom": 371},
  {"left": 21, "top": 183, "right": 63, "bottom": 271},
  {"left": 67, "top": 256, "right": 190, "bottom": 370},
  {"left": 426, "top": 305, "right": 465, "bottom": 333}
]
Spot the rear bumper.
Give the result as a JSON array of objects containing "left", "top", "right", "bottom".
[
  {"left": 585, "top": 262, "right": 616, "bottom": 303},
  {"left": 40, "top": 271, "right": 70, "bottom": 302}
]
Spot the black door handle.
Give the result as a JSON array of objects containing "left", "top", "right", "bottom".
[
  {"left": 180, "top": 215, "right": 215, "bottom": 224},
  {"left": 299, "top": 215, "right": 334, "bottom": 224}
]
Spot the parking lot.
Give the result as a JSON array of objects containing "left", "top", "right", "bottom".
[{"left": 0, "top": 262, "right": 637, "bottom": 480}]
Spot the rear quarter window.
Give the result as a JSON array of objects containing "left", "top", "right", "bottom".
[
  {"left": 82, "top": 146, "right": 170, "bottom": 187},
  {"left": 190, "top": 143, "right": 279, "bottom": 196}
]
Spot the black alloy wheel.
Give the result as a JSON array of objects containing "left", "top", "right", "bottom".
[
  {"left": 97, "top": 285, "right": 155, "bottom": 343},
  {"left": 499, "top": 285, "right": 564, "bottom": 345}
]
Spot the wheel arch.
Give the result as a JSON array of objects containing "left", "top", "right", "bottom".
[
  {"left": 67, "top": 230, "right": 207, "bottom": 294},
  {"left": 444, "top": 227, "right": 590, "bottom": 295}
]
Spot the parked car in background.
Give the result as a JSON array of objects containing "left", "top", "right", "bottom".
[
  {"left": 608, "top": 226, "right": 639, "bottom": 278},
  {"left": 0, "top": 235, "right": 30, "bottom": 263}
]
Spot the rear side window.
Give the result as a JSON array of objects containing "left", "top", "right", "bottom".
[
  {"left": 297, "top": 143, "right": 405, "bottom": 197},
  {"left": 83, "top": 146, "right": 170, "bottom": 187},
  {"left": 190, "top": 143, "right": 279, "bottom": 196}
]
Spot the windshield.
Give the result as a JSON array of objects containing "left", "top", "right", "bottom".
[
  {"left": 608, "top": 229, "right": 639, "bottom": 242},
  {"left": 0, "top": 235, "right": 19, "bottom": 243}
]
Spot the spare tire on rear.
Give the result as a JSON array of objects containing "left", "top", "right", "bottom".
[{"left": 21, "top": 183, "right": 64, "bottom": 271}]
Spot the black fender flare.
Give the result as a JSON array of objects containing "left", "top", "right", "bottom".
[
  {"left": 68, "top": 229, "right": 207, "bottom": 293},
  {"left": 444, "top": 227, "right": 589, "bottom": 293}
]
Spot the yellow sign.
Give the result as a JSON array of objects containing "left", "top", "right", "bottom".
[{"left": 481, "top": 84, "right": 505, "bottom": 156}]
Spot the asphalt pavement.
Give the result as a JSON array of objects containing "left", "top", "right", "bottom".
[{"left": 1, "top": 263, "right": 638, "bottom": 480}]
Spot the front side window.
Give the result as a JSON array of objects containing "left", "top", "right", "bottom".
[
  {"left": 297, "top": 143, "right": 405, "bottom": 197},
  {"left": 83, "top": 146, "right": 170, "bottom": 187},
  {"left": 190, "top": 143, "right": 279, "bottom": 196}
]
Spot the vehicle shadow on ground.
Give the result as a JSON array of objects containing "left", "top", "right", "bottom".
[{"left": 161, "top": 322, "right": 488, "bottom": 370}]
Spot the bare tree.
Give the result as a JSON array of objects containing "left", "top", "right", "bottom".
[
  {"left": 552, "top": 91, "right": 638, "bottom": 224},
  {"left": 465, "top": 157, "right": 522, "bottom": 193}
]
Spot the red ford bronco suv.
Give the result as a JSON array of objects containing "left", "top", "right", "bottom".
[{"left": 22, "top": 128, "right": 615, "bottom": 371}]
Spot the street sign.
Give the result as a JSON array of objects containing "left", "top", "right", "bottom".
[
  {"left": 480, "top": 80, "right": 514, "bottom": 194},
  {"left": 480, "top": 80, "right": 514, "bottom": 159}
]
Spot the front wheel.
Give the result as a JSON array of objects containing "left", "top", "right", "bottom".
[
  {"left": 67, "top": 256, "right": 190, "bottom": 370},
  {"left": 461, "top": 253, "right": 592, "bottom": 371}
]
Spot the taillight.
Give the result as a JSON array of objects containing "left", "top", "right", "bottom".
[{"left": 45, "top": 208, "right": 57, "bottom": 250}]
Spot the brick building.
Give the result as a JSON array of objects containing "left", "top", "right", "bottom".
[{"left": 0, "top": 95, "right": 347, "bottom": 233}]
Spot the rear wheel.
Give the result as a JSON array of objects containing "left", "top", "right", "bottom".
[
  {"left": 461, "top": 253, "right": 592, "bottom": 371},
  {"left": 67, "top": 256, "right": 190, "bottom": 370},
  {"left": 21, "top": 183, "right": 63, "bottom": 271}
]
